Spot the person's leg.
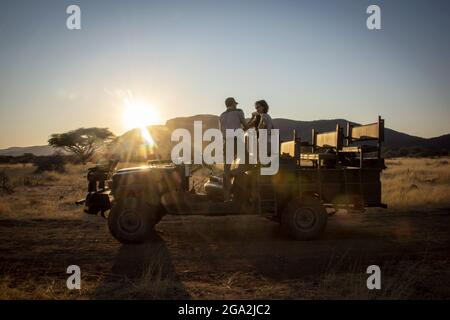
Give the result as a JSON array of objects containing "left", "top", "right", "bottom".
[
  {"left": 87, "top": 170, "right": 97, "bottom": 192},
  {"left": 223, "top": 163, "right": 231, "bottom": 201},
  {"left": 222, "top": 138, "right": 231, "bottom": 201},
  {"left": 223, "top": 136, "right": 242, "bottom": 201},
  {"left": 98, "top": 172, "right": 107, "bottom": 190}
]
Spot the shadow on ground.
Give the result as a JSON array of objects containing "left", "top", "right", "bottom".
[{"left": 92, "top": 235, "right": 189, "bottom": 299}]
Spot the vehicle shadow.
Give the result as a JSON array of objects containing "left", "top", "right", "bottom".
[
  {"left": 92, "top": 234, "right": 190, "bottom": 299},
  {"left": 162, "top": 215, "right": 400, "bottom": 282}
]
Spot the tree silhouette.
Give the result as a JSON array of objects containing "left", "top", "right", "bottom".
[{"left": 48, "top": 128, "right": 115, "bottom": 164}]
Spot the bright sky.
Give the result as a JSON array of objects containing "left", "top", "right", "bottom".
[{"left": 0, "top": 0, "right": 449, "bottom": 148}]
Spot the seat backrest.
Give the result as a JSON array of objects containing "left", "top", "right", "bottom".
[
  {"left": 280, "top": 140, "right": 296, "bottom": 158},
  {"left": 312, "top": 124, "right": 344, "bottom": 150},
  {"left": 347, "top": 116, "right": 384, "bottom": 144},
  {"left": 279, "top": 130, "right": 301, "bottom": 162}
]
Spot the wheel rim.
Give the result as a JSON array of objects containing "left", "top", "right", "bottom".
[
  {"left": 118, "top": 209, "right": 142, "bottom": 234},
  {"left": 294, "top": 207, "right": 316, "bottom": 230}
]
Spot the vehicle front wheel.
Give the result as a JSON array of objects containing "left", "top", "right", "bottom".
[
  {"left": 108, "top": 197, "right": 159, "bottom": 244},
  {"left": 281, "top": 199, "right": 328, "bottom": 240}
]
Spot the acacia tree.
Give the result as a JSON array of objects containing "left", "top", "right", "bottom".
[{"left": 48, "top": 128, "right": 115, "bottom": 164}]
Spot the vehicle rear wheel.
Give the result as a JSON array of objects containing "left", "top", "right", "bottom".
[
  {"left": 281, "top": 199, "right": 328, "bottom": 240},
  {"left": 108, "top": 197, "right": 159, "bottom": 244}
]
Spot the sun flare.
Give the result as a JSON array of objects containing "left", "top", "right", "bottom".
[
  {"left": 122, "top": 99, "right": 161, "bottom": 130},
  {"left": 122, "top": 98, "right": 161, "bottom": 146}
]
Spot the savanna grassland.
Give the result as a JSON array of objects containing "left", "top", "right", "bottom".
[
  {"left": 0, "top": 158, "right": 449, "bottom": 299},
  {"left": 382, "top": 158, "right": 450, "bottom": 209}
]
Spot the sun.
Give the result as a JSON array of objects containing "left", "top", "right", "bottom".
[
  {"left": 122, "top": 98, "right": 161, "bottom": 147},
  {"left": 122, "top": 99, "right": 161, "bottom": 130}
]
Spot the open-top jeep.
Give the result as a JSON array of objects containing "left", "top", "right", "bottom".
[{"left": 77, "top": 117, "right": 387, "bottom": 244}]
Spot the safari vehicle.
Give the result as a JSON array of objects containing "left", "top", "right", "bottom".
[{"left": 77, "top": 117, "right": 387, "bottom": 244}]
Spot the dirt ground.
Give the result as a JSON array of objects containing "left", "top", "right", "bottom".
[
  {"left": 0, "top": 160, "right": 449, "bottom": 299},
  {"left": 1, "top": 210, "right": 449, "bottom": 299}
]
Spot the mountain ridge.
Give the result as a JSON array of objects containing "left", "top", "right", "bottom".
[
  {"left": 1, "top": 115, "right": 448, "bottom": 156},
  {"left": 0, "top": 145, "right": 65, "bottom": 157}
]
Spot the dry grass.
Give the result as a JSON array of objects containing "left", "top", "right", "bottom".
[
  {"left": 0, "top": 247, "right": 186, "bottom": 300},
  {"left": 314, "top": 254, "right": 442, "bottom": 299},
  {"left": 0, "top": 163, "right": 89, "bottom": 219},
  {"left": 382, "top": 157, "right": 450, "bottom": 209},
  {"left": 96, "top": 265, "right": 186, "bottom": 299},
  {"left": 0, "top": 202, "right": 10, "bottom": 215},
  {"left": 0, "top": 274, "right": 97, "bottom": 300}
]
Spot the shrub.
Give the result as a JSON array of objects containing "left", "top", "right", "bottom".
[
  {"left": 0, "top": 171, "right": 14, "bottom": 195},
  {"left": 33, "top": 154, "right": 66, "bottom": 173}
]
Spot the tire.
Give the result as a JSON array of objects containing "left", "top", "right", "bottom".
[
  {"left": 108, "top": 197, "right": 159, "bottom": 244},
  {"left": 281, "top": 199, "right": 328, "bottom": 240}
]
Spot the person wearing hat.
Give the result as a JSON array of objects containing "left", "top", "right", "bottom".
[
  {"left": 219, "top": 97, "right": 246, "bottom": 136},
  {"left": 219, "top": 97, "right": 247, "bottom": 201}
]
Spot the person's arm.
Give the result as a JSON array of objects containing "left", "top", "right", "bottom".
[
  {"left": 258, "top": 114, "right": 266, "bottom": 130},
  {"left": 239, "top": 110, "right": 247, "bottom": 128},
  {"left": 243, "top": 112, "right": 258, "bottom": 130},
  {"left": 219, "top": 114, "right": 225, "bottom": 135}
]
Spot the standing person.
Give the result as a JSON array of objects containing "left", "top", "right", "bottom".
[
  {"left": 245, "top": 99, "right": 274, "bottom": 137},
  {"left": 219, "top": 97, "right": 247, "bottom": 201},
  {"left": 244, "top": 100, "right": 275, "bottom": 206}
]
